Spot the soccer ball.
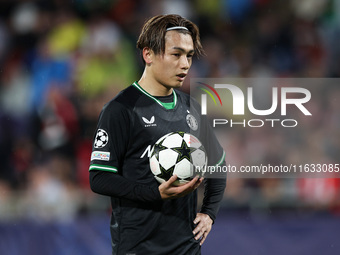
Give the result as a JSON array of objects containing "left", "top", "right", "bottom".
[
  {"left": 149, "top": 131, "right": 207, "bottom": 186},
  {"left": 94, "top": 129, "right": 109, "bottom": 148}
]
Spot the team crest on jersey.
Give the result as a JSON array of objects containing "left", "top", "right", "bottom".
[
  {"left": 186, "top": 114, "right": 198, "bottom": 131},
  {"left": 94, "top": 129, "right": 109, "bottom": 148}
]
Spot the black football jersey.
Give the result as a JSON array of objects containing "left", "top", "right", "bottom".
[{"left": 89, "top": 82, "right": 225, "bottom": 255}]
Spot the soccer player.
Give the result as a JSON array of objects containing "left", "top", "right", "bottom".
[{"left": 89, "top": 14, "right": 226, "bottom": 255}]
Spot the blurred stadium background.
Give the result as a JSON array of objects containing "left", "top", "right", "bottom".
[{"left": 0, "top": 0, "right": 340, "bottom": 254}]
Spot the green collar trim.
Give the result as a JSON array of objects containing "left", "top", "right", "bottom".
[{"left": 133, "top": 81, "right": 177, "bottom": 110}]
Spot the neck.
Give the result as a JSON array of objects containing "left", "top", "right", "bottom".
[{"left": 138, "top": 70, "right": 173, "bottom": 96}]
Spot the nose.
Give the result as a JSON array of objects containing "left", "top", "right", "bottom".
[{"left": 180, "top": 55, "right": 190, "bottom": 70}]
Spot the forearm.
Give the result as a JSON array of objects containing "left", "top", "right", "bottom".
[
  {"left": 90, "top": 170, "right": 162, "bottom": 202},
  {"left": 200, "top": 177, "right": 226, "bottom": 222}
]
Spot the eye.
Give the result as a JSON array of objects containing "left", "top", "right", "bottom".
[
  {"left": 187, "top": 54, "right": 194, "bottom": 59},
  {"left": 173, "top": 53, "right": 180, "bottom": 57}
]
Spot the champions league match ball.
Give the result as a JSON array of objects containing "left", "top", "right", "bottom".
[{"left": 149, "top": 131, "right": 207, "bottom": 186}]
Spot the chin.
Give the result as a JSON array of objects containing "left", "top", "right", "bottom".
[
  {"left": 164, "top": 82, "right": 182, "bottom": 90},
  {"left": 173, "top": 83, "right": 183, "bottom": 88},
  {"left": 174, "top": 80, "right": 185, "bottom": 88}
]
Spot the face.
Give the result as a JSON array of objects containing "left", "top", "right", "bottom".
[{"left": 149, "top": 31, "right": 195, "bottom": 90}]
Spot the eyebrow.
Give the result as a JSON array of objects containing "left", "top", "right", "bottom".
[{"left": 171, "top": 47, "right": 195, "bottom": 54}]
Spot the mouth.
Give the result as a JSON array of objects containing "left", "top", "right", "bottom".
[{"left": 176, "top": 73, "right": 187, "bottom": 81}]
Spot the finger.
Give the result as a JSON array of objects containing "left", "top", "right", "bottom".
[
  {"left": 178, "top": 176, "right": 198, "bottom": 191},
  {"left": 193, "top": 226, "right": 201, "bottom": 237},
  {"left": 200, "top": 232, "right": 207, "bottom": 245},
  {"left": 188, "top": 176, "right": 199, "bottom": 186},
  {"left": 192, "top": 221, "right": 203, "bottom": 237},
  {"left": 193, "top": 177, "right": 204, "bottom": 189},
  {"left": 166, "top": 175, "right": 178, "bottom": 186},
  {"left": 194, "top": 228, "right": 204, "bottom": 241},
  {"left": 193, "top": 214, "right": 202, "bottom": 225},
  {"left": 192, "top": 226, "right": 199, "bottom": 236}
]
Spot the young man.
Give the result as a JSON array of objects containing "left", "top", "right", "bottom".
[{"left": 89, "top": 14, "right": 226, "bottom": 255}]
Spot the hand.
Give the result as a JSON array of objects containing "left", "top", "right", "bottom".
[
  {"left": 159, "top": 175, "right": 203, "bottom": 200},
  {"left": 193, "top": 213, "right": 213, "bottom": 245}
]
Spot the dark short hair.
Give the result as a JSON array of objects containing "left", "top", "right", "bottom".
[{"left": 137, "top": 14, "right": 204, "bottom": 57}]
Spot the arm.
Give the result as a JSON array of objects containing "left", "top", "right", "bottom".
[
  {"left": 90, "top": 170, "right": 204, "bottom": 202},
  {"left": 192, "top": 174, "right": 226, "bottom": 245},
  {"left": 90, "top": 170, "right": 162, "bottom": 202},
  {"left": 200, "top": 175, "right": 227, "bottom": 222},
  {"left": 193, "top": 102, "right": 227, "bottom": 227}
]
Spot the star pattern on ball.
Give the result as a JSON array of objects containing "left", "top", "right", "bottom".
[
  {"left": 157, "top": 165, "right": 175, "bottom": 181},
  {"left": 172, "top": 139, "right": 196, "bottom": 163},
  {"left": 177, "top": 131, "right": 185, "bottom": 138},
  {"left": 151, "top": 139, "right": 168, "bottom": 161}
]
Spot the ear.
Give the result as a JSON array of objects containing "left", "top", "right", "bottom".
[{"left": 142, "top": 47, "right": 153, "bottom": 64}]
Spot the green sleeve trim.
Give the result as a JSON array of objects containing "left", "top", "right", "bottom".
[
  {"left": 89, "top": 164, "right": 118, "bottom": 173},
  {"left": 215, "top": 151, "right": 226, "bottom": 166}
]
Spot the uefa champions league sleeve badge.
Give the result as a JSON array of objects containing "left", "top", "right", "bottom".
[{"left": 94, "top": 129, "right": 109, "bottom": 148}]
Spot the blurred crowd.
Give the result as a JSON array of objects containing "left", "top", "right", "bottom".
[{"left": 0, "top": 0, "right": 340, "bottom": 221}]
